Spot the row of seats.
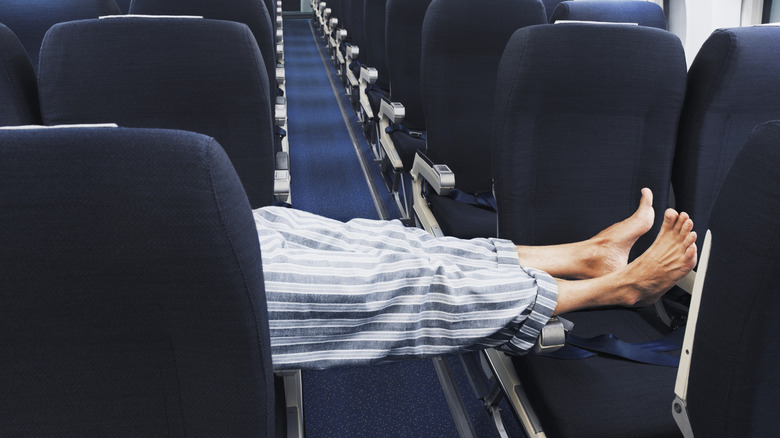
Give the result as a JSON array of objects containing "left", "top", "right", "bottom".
[
  {"left": 1, "top": 99, "right": 779, "bottom": 438},
  {"left": 0, "top": 0, "right": 291, "bottom": 206},
  {"left": 311, "top": 0, "right": 668, "bottom": 225},
  {"left": 315, "top": 0, "right": 780, "bottom": 436}
]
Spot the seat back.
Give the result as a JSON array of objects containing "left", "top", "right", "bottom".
[
  {"left": 37, "top": 17, "right": 275, "bottom": 208},
  {"left": 421, "top": 0, "right": 546, "bottom": 195},
  {"left": 0, "top": 0, "right": 120, "bottom": 72},
  {"left": 672, "top": 26, "right": 780, "bottom": 255},
  {"left": 344, "top": 0, "right": 368, "bottom": 65},
  {"left": 385, "top": 0, "right": 433, "bottom": 130},
  {"left": 0, "top": 24, "right": 41, "bottom": 126},
  {"left": 542, "top": 0, "right": 565, "bottom": 21},
  {"left": 550, "top": 0, "right": 667, "bottom": 29},
  {"left": 0, "top": 126, "right": 274, "bottom": 437},
  {"left": 115, "top": 0, "right": 130, "bottom": 13},
  {"left": 493, "top": 23, "right": 686, "bottom": 257},
  {"left": 129, "top": 0, "right": 278, "bottom": 104},
  {"left": 687, "top": 120, "right": 780, "bottom": 437},
  {"left": 363, "top": 0, "right": 389, "bottom": 91}
]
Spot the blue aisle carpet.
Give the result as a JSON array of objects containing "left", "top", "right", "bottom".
[{"left": 282, "top": 17, "right": 524, "bottom": 438}]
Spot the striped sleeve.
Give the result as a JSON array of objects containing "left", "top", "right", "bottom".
[{"left": 254, "top": 207, "right": 558, "bottom": 370}]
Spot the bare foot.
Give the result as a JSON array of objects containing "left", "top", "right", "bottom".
[
  {"left": 553, "top": 209, "right": 697, "bottom": 315},
  {"left": 583, "top": 188, "right": 655, "bottom": 278},
  {"left": 618, "top": 208, "right": 698, "bottom": 307}
]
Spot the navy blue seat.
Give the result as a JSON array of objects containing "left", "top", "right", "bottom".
[
  {"left": 0, "top": 24, "right": 40, "bottom": 126},
  {"left": 672, "top": 26, "right": 780, "bottom": 259},
  {"left": 114, "top": 0, "right": 130, "bottom": 13},
  {"left": 550, "top": 0, "right": 667, "bottom": 29},
  {"left": 413, "top": 0, "right": 546, "bottom": 238},
  {"left": 129, "top": 0, "right": 279, "bottom": 104},
  {"left": 542, "top": 0, "right": 565, "bottom": 21},
  {"left": 362, "top": 0, "right": 390, "bottom": 114},
  {"left": 382, "top": 0, "right": 432, "bottom": 171},
  {"left": 684, "top": 120, "right": 780, "bottom": 437},
  {"left": 0, "top": 126, "right": 274, "bottom": 437},
  {"left": 374, "top": 0, "right": 432, "bottom": 218},
  {"left": 491, "top": 23, "right": 687, "bottom": 437},
  {"left": 127, "top": 0, "right": 289, "bottom": 191},
  {"left": 357, "top": 0, "right": 389, "bottom": 151},
  {"left": 339, "top": 0, "right": 368, "bottom": 98},
  {"left": 37, "top": 17, "right": 277, "bottom": 209},
  {"left": 0, "top": 0, "right": 120, "bottom": 72}
]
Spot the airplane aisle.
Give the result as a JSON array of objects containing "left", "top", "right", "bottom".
[
  {"left": 284, "top": 18, "right": 384, "bottom": 220},
  {"left": 282, "top": 17, "right": 522, "bottom": 438}
]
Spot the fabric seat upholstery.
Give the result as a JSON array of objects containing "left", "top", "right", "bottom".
[
  {"left": 672, "top": 26, "right": 780, "bottom": 255},
  {"left": 385, "top": 0, "right": 433, "bottom": 170},
  {"left": 129, "top": 0, "right": 279, "bottom": 110},
  {"left": 420, "top": 0, "right": 546, "bottom": 238},
  {"left": 492, "top": 23, "right": 687, "bottom": 437},
  {"left": 686, "top": 120, "right": 780, "bottom": 437},
  {"left": 0, "top": 24, "right": 41, "bottom": 126},
  {"left": 0, "top": 0, "right": 120, "bottom": 72},
  {"left": 37, "top": 17, "right": 276, "bottom": 208},
  {"left": 550, "top": 0, "right": 667, "bottom": 29},
  {"left": 0, "top": 126, "right": 274, "bottom": 437}
]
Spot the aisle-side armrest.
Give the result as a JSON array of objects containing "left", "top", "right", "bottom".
[
  {"left": 378, "top": 98, "right": 405, "bottom": 171},
  {"left": 358, "top": 66, "right": 378, "bottom": 120},
  {"left": 274, "top": 151, "right": 291, "bottom": 202},
  {"left": 410, "top": 151, "right": 454, "bottom": 237},
  {"left": 275, "top": 96, "right": 287, "bottom": 126}
]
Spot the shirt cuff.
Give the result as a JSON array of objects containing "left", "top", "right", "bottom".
[{"left": 492, "top": 238, "right": 560, "bottom": 355}]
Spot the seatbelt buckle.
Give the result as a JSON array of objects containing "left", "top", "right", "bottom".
[{"left": 532, "top": 316, "right": 573, "bottom": 353}]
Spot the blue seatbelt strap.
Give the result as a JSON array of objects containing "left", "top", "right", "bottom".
[
  {"left": 540, "top": 329, "right": 684, "bottom": 367},
  {"left": 385, "top": 123, "right": 426, "bottom": 140},
  {"left": 448, "top": 188, "right": 498, "bottom": 211},
  {"left": 275, "top": 126, "right": 287, "bottom": 139}
]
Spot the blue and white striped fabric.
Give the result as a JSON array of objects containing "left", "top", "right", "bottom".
[{"left": 255, "top": 207, "right": 558, "bottom": 370}]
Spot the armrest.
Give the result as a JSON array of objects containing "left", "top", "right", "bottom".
[
  {"left": 345, "top": 44, "right": 359, "bottom": 61},
  {"left": 275, "top": 96, "right": 287, "bottom": 126},
  {"left": 359, "top": 66, "right": 378, "bottom": 85},
  {"left": 344, "top": 45, "right": 360, "bottom": 87},
  {"left": 410, "top": 151, "right": 455, "bottom": 237},
  {"left": 275, "top": 370, "right": 305, "bottom": 438},
  {"left": 357, "top": 66, "right": 378, "bottom": 119},
  {"left": 672, "top": 229, "right": 712, "bottom": 438},
  {"left": 276, "top": 66, "right": 285, "bottom": 86},
  {"left": 377, "top": 98, "right": 405, "bottom": 171},
  {"left": 274, "top": 151, "right": 291, "bottom": 202}
]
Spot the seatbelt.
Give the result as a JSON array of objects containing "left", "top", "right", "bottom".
[
  {"left": 539, "top": 328, "right": 684, "bottom": 367},
  {"left": 448, "top": 188, "right": 498, "bottom": 211},
  {"left": 385, "top": 123, "right": 426, "bottom": 140}
]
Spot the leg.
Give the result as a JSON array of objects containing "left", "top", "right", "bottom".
[
  {"left": 553, "top": 208, "right": 697, "bottom": 315},
  {"left": 515, "top": 188, "right": 655, "bottom": 279}
]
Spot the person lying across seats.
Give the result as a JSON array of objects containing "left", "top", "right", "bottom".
[{"left": 260, "top": 188, "right": 697, "bottom": 370}]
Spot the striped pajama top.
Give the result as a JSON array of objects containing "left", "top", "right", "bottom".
[{"left": 254, "top": 207, "right": 559, "bottom": 370}]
